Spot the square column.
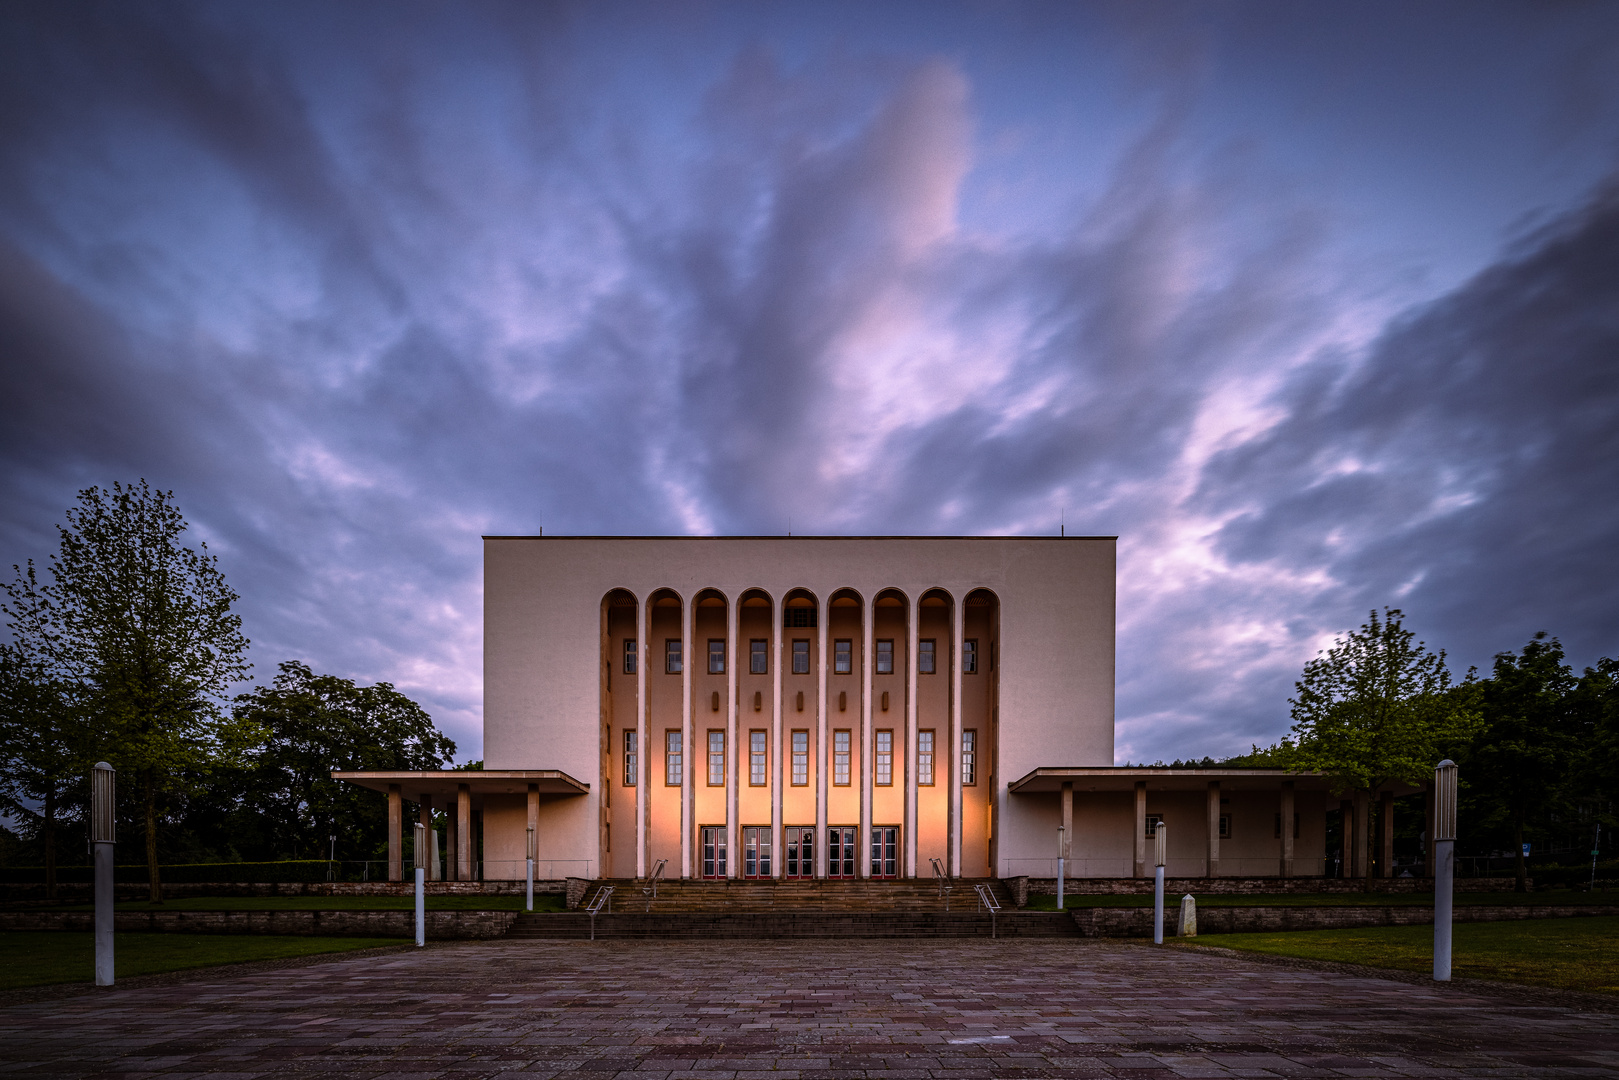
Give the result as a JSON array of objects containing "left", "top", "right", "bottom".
[
  {"left": 1353, "top": 789, "right": 1371, "bottom": 879},
  {"left": 681, "top": 597, "right": 693, "bottom": 878},
  {"left": 387, "top": 784, "right": 402, "bottom": 882},
  {"left": 1339, "top": 799, "right": 1354, "bottom": 877},
  {"left": 1205, "top": 780, "right": 1220, "bottom": 878},
  {"left": 948, "top": 596, "right": 964, "bottom": 877},
  {"left": 457, "top": 783, "right": 472, "bottom": 881},
  {"left": 419, "top": 794, "right": 437, "bottom": 881},
  {"left": 527, "top": 782, "right": 540, "bottom": 875},
  {"left": 726, "top": 594, "right": 739, "bottom": 878},
  {"left": 1061, "top": 780, "right": 1074, "bottom": 864},
  {"left": 1280, "top": 780, "right": 1295, "bottom": 878},
  {"left": 636, "top": 596, "right": 648, "bottom": 879},
  {"left": 904, "top": 591, "right": 920, "bottom": 878},
  {"left": 1379, "top": 789, "right": 1394, "bottom": 878},
  {"left": 771, "top": 594, "right": 783, "bottom": 877},
  {"left": 815, "top": 593, "right": 829, "bottom": 877},
  {"left": 1133, "top": 781, "right": 1147, "bottom": 878},
  {"left": 859, "top": 597, "right": 874, "bottom": 878},
  {"left": 445, "top": 798, "right": 458, "bottom": 881}
]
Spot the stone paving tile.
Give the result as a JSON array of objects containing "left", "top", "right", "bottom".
[{"left": 3, "top": 940, "right": 1619, "bottom": 1078}]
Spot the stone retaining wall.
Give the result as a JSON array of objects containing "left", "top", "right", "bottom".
[
  {"left": 1068, "top": 903, "right": 1615, "bottom": 937},
  {"left": 0, "top": 880, "right": 562, "bottom": 905},
  {"left": 0, "top": 909, "right": 517, "bottom": 939},
  {"left": 1025, "top": 876, "right": 1526, "bottom": 898}
]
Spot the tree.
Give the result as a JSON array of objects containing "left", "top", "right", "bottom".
[
  {"left": 213, "top": 661, "right": 456, "bottom": 860},
  {"left": 0, "top": 642, "right": 83, "bottom": 898},
  {"left": 1278, "top": 607, "right": 1479, "bottom": 794},
  {"left": 1, "top": 481, "right": 252, "bottom": 901}
]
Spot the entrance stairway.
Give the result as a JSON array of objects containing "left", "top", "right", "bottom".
[{"left": 507, "top": 878, "right": 1079, "bottom": 939}]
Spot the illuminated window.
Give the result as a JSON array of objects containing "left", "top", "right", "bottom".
[
  {"left": 623, "top": 730, "right": 638, "bottom": 786},
  {"left": 750, "top": 730, "right": 767, "bottom": 786},
  {"left": 708, "top": 639, "right": 725, "bottom": 675},
  {"left": 876, "top": 730, "right": 893, "bottom": 786},
  {"left": 961, "top": 729, "right": 977, "bottom": 785},
  {"left": 918, "top": 730, "right": 934, "bottom": 785},
  {"left": 791, "top": 730, "right": 809, "bottom": 785},
  {"left": 708, "top": 730, "right": 725, "bottom": 786},
  {"left": 962, "top": 639, "right": 977, "bottom": 674},
  {"left": 834, "top": 639, "right": 852, "bottom": 674},
  {"left": 665, "top": 730, "right": 682, "bottom": 785},
  {"left": 834, "top": 730, "right": 850, "bottom": 786},
  {"left": 665, "top": 639, "right": 682, "bottom": 674}
]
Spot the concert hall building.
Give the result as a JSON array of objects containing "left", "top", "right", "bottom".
[{"left": 339, "top": 535, "right": 1399, "bottom": 885}]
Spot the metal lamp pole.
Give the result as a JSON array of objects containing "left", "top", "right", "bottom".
[
  {"left": 413, "top": 822, "right": 426, "bottom": 947},
  {"left": 526, "top": 826, "right": 535, "bottom": 912},
  {"left": 1056, "top": 825, "right": 1066, "bottom": 912},
  {"left": 1153, "top": 822, "right": 1167, "bottom": 944},
  {"left": 1433, "top": 759, "right": 1458, "bottom": 981},
  {"left": 92, "top": 762, "right": 115, "bottom": 986}
]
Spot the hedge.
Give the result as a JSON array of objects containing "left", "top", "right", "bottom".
[{"left": 0, "top": 861, "right": 377, "bottom": 884}]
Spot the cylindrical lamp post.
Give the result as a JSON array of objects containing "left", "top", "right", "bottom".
[
  {"left": 92, "top": 762, "right": 115, "bottom": 986},
  {"left": 1433, "top": 759, "right": 1457, "bottom": 981},
  {"left": 413, "top": 822, "right": 427, "bottom": 947},
  {"left": 1153, "top": 822, "right": 1167, "bottom": 944},
  {"left": 526, "top": 826, "right": 536, "bottom": 912},
  {"left": 1056, "top": 825, "right": 1066, "bottom": 912}
]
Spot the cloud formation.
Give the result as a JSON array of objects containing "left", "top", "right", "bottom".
[{"left": 1, "top": 2, "right": 1616, "bottom": 760}]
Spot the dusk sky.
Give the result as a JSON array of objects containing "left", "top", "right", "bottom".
[{"left": 3, "top": 2, "right": 1617, "bottom": 765}]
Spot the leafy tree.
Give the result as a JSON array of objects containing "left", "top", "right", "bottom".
[
  {"left": 211, "top": 661, "right": 456, "bottom": 860},
  {"left": 1, "top": 481, "right": 253, "bottom": 901},
  {"left": 0, "top": 643, "right": 83, "bottom": 897},
  {"left": 1277, "top": 608, "right": 1479, "bottom": 791}
]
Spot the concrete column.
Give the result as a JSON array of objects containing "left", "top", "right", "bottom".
[
  {"left": 445, "top": 798, "right": 458, "bottom": 881},
  {"left": 815, "top": 592, "right": 829, "bottom": 877},
  {"left": 948, "top": 595, "right": 964, "bottom": 877},
  {"left": 457, "top": 784, "right": 472, "bottom": 882},
  {"left": 1061, "top": 781, "right": 1074, "bottom": 864},
  {"left": 1280, "top": 780, "right": 1295, "bottom": 878},
  {"left": 1379, "top": 789, "right": 1394, "bottom": 879},
  {"left": 771, "top": 594, "right": 783, "bottom": 878},
  {"left": 726, "top": 593, "right": 739, "bottom": 878},
  {"left": 1133, "top": 781, "right": 1147, "bottom": 878},
  {"left": 1339, "top": 799, "right": 1354, "bottom": 877},
  {"left": 636, "top": 595, "right": 648, "bottom": 879},
  {"left": 904, "top": 591, "right": 920, "bottom": 878},
  {"left": 859, "top": 596, "right": 874, "bottom": 878},
  {"left": 419, "top": 795, "right": 436, "bottom": 881},
  {"left": 1353, "top": 789, "right": 1371, "bottom": 880},
  {"left": 527, "top": 782, "right": 540, "bottom": 876},
  {"left": 387, "top": 784, "right": 402, "bottom": 883},
  {"left": 1205, "top": 781, "right": 1221, "bottom": 878},
  {"left": 681, "top": 595, "right": 693, "bottom": 879}
]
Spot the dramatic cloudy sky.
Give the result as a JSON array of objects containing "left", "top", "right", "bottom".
[{"left": 3, "top": 1, "right": 1618, "bottom": 765}]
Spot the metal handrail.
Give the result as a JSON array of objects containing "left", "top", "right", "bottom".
[
  {"left": 643, "top": 859, "right": 667, "bottom": 912},
  {"left": 586, "top": 885, "right": 614, "bottom": 940},
  {"left": 930, "top": 858, "right": 954, "bottom": 911},
  {"left": 974, "top": 882, "right": 1000, "bottom": 938}
]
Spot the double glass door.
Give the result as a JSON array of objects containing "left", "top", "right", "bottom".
[
  {"left": 828, "top": 826, "right": 857, "bottom": 877},
  {"left": 870, "top": 826, "right": 898, "bottom": 878},
  {"left": 743, "top": 826, "right": 772, "bottom": 878},
  {"left": 701, "top": 826, "right": 727, "bottom": 878},
  {"left": 784, "top": 826, "right": 815, "bottom": 878}
]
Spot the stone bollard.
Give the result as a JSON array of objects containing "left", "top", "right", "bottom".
[{"left": 1178, "top": 894, "right": 1197, "bottom": 937}]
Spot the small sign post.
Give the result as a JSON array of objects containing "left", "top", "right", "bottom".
[
  {"left": 1433, "top": 759, "right": 1458, "bottom": 981},
  {"left": 1056, "top": 825, "right": 1066, "bottom": 912},
  {"left": 92, "top": 762, "right": 115, "bottom": 986},
  {"left": 1153, "top": 822, "right": 1167, "bottom": 944},
  {"left": 413, "top": 822, "right": 426, "bottom": 947}
]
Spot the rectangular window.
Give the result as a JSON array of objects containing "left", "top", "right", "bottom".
[
  {"left": 784, "top": 605, "right": 817, "bottom": 627},
  {"left": 750, "top": 638, "right": 768, "bottom": 675},
  {"left": 624, "top": 638, "right": 637, "bottom": 674},
  {"left": 962, "top": 639, "right": 977, "bottom": 674},
  {"left": 665, "top": 730, "right": 683, "bottom": 786},
  {"left": 961, "top": 729, "right": 977, "bottom": 786},
  {"left": 1146, "top": 813, "right": 1164, "bottom": 839},
  {"left": 792, "top": 639, "right": 810, "bottom": 675},
  {"left": 708, "top": 730, "right": 725, "bottom": 786},
  {"left": 876, "top": 730, "right": 893, "bottom": 786},
  {"left": 919, "top": 639, "right": 936, "bottom": 674},
  {"left": 918, "top": 730, "right": 935, "bottom": 785},
  {"left": 665, "top": 639, "right": 682, "bottom": 674},
  {"left": 876, "top": 639, "right": 894, "bottom": 674},
  {"left": 623, "top": 730, "right": 638, "bottom": 786},
  {"left": 708, "top": 638, "right": 726, "bottom": 675},
  {"left": 834, "top": 639, "right": 852, "bottom": 674},
  {"left": 834, "top": 730, "right": 850, "bottom": 786},
  {"left": 750, "top": 730, "right": 767, "bottom": 786},
  {"left": 791, "top": 730, "right": 809, "bottom": 785},
  {"left": 1219, "top": 814, "right": 1232, "bottom": 840}
]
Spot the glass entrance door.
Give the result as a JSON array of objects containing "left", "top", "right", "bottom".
[
  {"left": 784, "top": 826, "right": 815, "bottom": 878},
  {"left": 701, "top": 826, "right": 727, "bottom": 878},
  {"left": 828, "top": 826, "right": 857, "bottom": 877},
  {"left": 743, "top": 826, "right": 772, "bottom": 878},
  {"left": 870, "top": 826, "right": 898, "bottom": 878}
]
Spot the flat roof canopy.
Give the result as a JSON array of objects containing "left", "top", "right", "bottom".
[
  {"left": 332, "top": 770, "right": 589, "bottom": 799},
  {"left": 1008, "top": 767, "right": 1422, "bottom": 797}
]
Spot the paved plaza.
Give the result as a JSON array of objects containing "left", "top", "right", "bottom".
[{"left": 5, "top": 939, "right": 1619, "bottom": 1078}]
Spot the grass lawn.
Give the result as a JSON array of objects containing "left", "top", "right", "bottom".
[
  {"left": 1173, "top": 916, "right": 1619, "bottom": 995},
  {"left": 41, "top": 893, "right": 567, "bottom": 913},
  {"left": 1023, "top": 890, "right": 1619, "bottom": 911},
  {"left": 0, "top": 932, "right": 403, "bottom": 991}
]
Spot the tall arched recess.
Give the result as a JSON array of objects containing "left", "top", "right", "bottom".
[
  {"left": 916, "top": 588, "right": 954, "bottom": 877},
  {"left": 869, "top": 588, "right": 909, "bottom": 878},
  {"left": 643, "top": 588, "right": 684, "bottom": 879},
  {"left": 601, "top": 589, "right": 639, "bottom": 878},
  {"left": 962, "top": 588, "right": 1000, "bottom": 878}
]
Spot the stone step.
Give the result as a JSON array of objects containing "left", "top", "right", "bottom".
[
  {"left": 508, "top": 911, "right": 1075, "bottom": 939},
  {"left": 576, "top": 878, "right": 1009, "bottom": 914}
]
